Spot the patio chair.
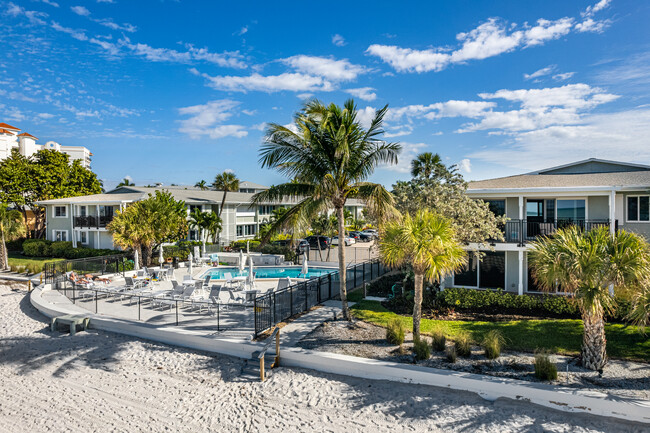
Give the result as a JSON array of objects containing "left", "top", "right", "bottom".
[
  {"left": 203, "top": 275, "right": 212, "bottom": 288},
  {"left": 154, "top": 285, "right": 195, "bottom": 310},
  {"left": 183, "top": 274, "right": 193, "bottom": 281},
  {"left": 275, "top": 277, "right": 292, "bottom": 292},
  {"left": 165, "top": 267, "right": 174, "bottom": 281},
  {"left": 227, "top": 289, "right": 245, "bottom": 306},
  {"left": 192, "top": 285, "right": 222, "bottom": 313}
]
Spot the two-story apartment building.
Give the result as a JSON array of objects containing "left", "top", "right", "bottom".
[
  {"left": 36, "top": 184, "right": 365, "bottom": 249},
  {"left": 443, "top": 159, "right": 650, "bottom": 295}
]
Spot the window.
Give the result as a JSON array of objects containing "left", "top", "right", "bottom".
[
  {"left": 79, "top": 206, "right": 87, "bottom": 217},
  {"left": 79, "top": 231, "right": 88, "bottom": 244},
  {"left": 188, "top": 204, "right": 202, "bottom": 213},
  {"left": 258, "top": 205, "right": 276, "bottom": 215},
  {"left": 188, "top": 229, "right": 199, "bottom": 241},
  {"left": 454, "top": 251, "right": 505, "bottom": 289},
  {"left": 454, "top": 254, "right": 478, "bottom": 287},
  {"left": 627, "top": 196, "right": 650, "bottom": 222},
  {"left": 53, "top": 230, "right": 68, "bottom": 242},
  {"left": 237, "top": 224, "right": 257, "bottom": 237},
  {"left": 556, "top": 199, "right": 585, "bottom": 221},
  {"left": 486, "top": 200, "right": 505, "bottom": 217},
  {"left": 54, "top": 206, "right": 67, "bottom": 217}
]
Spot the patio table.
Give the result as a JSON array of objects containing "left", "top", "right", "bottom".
[{"left": 51, "top": 314, "right": 90, "bottom": 335}]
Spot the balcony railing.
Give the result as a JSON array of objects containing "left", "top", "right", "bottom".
[
  {"left": 501, "top": 219, "right": 614, "bottom": 245},
  {"left": 73, "top": 215, "right": 113, "bottom": 229}
]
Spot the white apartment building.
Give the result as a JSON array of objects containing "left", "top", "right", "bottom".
[{"left": 0, "top": 122, "right": 92, "bottom": 168}]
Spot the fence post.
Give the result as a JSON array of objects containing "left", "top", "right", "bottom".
[
  {"left": 328, "top": 273, "right": 332, "bottom": 299},
  {"left": 304, "top": 282, "right": 308, "bottom": 311},
  {"left": 95, "top": 290, "right": 98, "bottom": 313},
  {"left": 354, "top": 264, "right": 358, "bottom": 288},
  {"left": 290, "top": 286, "right": 293, "bottom": 315},
  {"left": 273, "top": 291, "right": 277, "bottom": 323},
  {"left": 138, "top": 296, "right": 141, "bottom": 321},
  {"left": 363, "top": 262, "right": 366, "bottom": 283},
  {"left": 254, "top": 297, "right": 257, "bottom": 337},
  {"left": 175, "top": 300, "right": 179, "bottom": 326},
  {"left": 217, "top": 302, "right": 220, "bottom": 332}
]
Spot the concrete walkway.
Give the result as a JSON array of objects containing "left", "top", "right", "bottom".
[{"left": 279, "top": 299, "right": 356, "bottom": 347}]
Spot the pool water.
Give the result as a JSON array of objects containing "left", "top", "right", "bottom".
[{"left": 200, "top": 266, "right": 336, "bottom": 280}]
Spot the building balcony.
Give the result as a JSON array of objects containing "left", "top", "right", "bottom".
[
  {"left": 498, "top": 219, "right": 614, "bottom": 245},
  {"left": 73, "top": 215, "right": 113, "bottom": 229}
]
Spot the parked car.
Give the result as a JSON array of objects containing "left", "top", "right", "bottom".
[
  {"left": 296, "top": 239, "right": 310, "bottom": 254},
  {"left": 331, "top": 236, "right": 356, "bottom": 246},
  {"left": 305, "top": 235, "right": 330, "bottom": 249},
  {"left": 271, "top": 239, "right": 290, "bottom": 247},
  {"left": 350, "top": 231, "right": 372, "bottom": 242},
  {"left": 347, "top": 232, "right": 360, "bottom": 241},
  {"left": 361, "top": 229, "right": 378, "bottom": 239}
]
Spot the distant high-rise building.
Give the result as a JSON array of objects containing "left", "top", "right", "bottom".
[{"left": 0, "top": 122, "right": 92, "bottom": 168}]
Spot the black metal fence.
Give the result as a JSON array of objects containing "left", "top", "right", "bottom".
[
  {"left": 253, "top": 259, "right": 387, "bottom": 336},
  {"left": 502, "top": 219, "right": 613, "bottom": 245},
  {"left": 44, "top": 254, "right": 131, "bottom": 287}
]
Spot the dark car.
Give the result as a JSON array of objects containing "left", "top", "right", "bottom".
[
  {"left": 305, "top": 235, "right": 330, "bottom": 249},
  {"left": 349, "top": 231, "right": 372, "bottom": 242},
  {"left": 347, "top": 231, "right": 360, "bottom": 241},
  {"left": 271, "top": 239, "right": 290, "bottom": 247},
  {"left": 296, "top": 239, "right": 310, "bottom": 254}
]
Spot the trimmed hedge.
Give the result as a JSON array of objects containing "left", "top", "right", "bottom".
[{"left": 22, "top": 239, "right": 118, "bottom": 260}]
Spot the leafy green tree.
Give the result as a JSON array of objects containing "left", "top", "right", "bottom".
[
  {"left": 117, "top": 178, "right": 135, "bottom": 187},
  {"left": 411, "top": 152, "right": 446, "bottom": 179},
  {"left": 0, "top": 150, "right": 33, "bottom": 233},
  {"left": 108, "top": 205, "right": 148, "bottom": 268},
  {"left": 392, "top": 159, "right": 505, "bottom": 244},
  {"left": 253, "top": 99, "right": 401, "bottom": 320},
  {"left": 380, "top": 210, "right": 466, "bottom": 339},
  {"left": 194, "top": 180, "right": 209, "bottom": 190},
  {"left": 529, "top": 226, "right": 650, "bottom": 370},
  {"left": 0, "top": 204, "right": 26, "bottom": 270}
]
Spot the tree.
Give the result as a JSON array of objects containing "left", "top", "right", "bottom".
[
  {"left": 529, "top": 226, "right": 650, "bottom": 370},
  {"left": 253, "top": 99, "right": 401, "bottom": 320},
  {"left": 213, "top": 171, "right": 239, "bottom": 246},
  {"left": 117, "top": 178, "right": 134, "bottom": 187},
  {"left": 0, "top": 150, "right": 33, "bottom": 234},
  {"left": 380, "top": 210, "right": 466, "bottom": 339},
  {"left": 392, "top": 159, "right": 505, "bottom": 245},
  {"left": 0, "top": 204, "right": 26, "bottom": 270},
  {"left": 411, "top": 152, "right": 445, "bottom": 179},
  {"left": 195, "top": 180, "right": 209, "bottom": 190},
  {"left": 189, "top": 208, "right": 222, "bottom": 253},
  {"left": 108, "top": 204, "right": 148, "bottom": 268}
]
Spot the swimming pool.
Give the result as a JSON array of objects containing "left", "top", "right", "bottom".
[{"left": 200, "top": 266, "right": 337, "bottom": 280}]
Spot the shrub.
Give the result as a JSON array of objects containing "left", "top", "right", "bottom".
[
  {"left": 385, "top": 318, "right": 405, "bottom": 346},
  {"left": 431, "top": 328, "right": 447, "bottom": 352},
  {"left": 482, "top": 330, "right": 506, "bottom": 360},
  {"left": 49, "top": 241, "right": 73, "bottom": 258},
  {"left": 446, "top": 345, "right": 458, "bottom": 363},
  {"left": 454, "top": 332, "right": 472, "bottom": 357},
  {"left": 230, "top": 240, "right": 261, "bottom": 251},
  {"left": 22, "top": 240, "right": 51, "bottom": 257},
  {"left": 534, "top": 352, "right": 558, "bottom": 381},
  {"left": 260, "top": 244, "right": 296, "bottom": 262},
  {"left": 367, "top": 273, "right": 406, "bottom": 297},
  {"left": 5, "top": 237, "right": 26, "bottom": 252},
  {"left": 413, "top": 337, "right": 431, "bottom": 360}
]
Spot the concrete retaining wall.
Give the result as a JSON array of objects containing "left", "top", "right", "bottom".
[{"left": 30, "top": 285, "right": 650, "bottom": 424}]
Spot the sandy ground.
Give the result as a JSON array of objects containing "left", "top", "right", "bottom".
[
  {"left": 0, "top": 283, "right": 646, "bottom": 433},
  {"left": 298, "top": 319, "right": 650, "bottom": 401}
]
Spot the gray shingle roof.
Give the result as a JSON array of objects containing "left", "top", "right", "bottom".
[{"left": 467, "top": 171, "right": 650, "bottom": 190}]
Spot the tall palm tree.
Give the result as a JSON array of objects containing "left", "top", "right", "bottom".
[
  {"left": 529, "top": 226, "right": 649, "bottom": 370},
  {"left": 202, "top": 212, "right": 222, "bottom": 243},
  {"left": 380, "top": 210, "right": 466, "bottom": 339},
  {"left": 411, "top": 152, "right": 445, "bottom": 179},
  {"left": 117, "top": 178, "right": 135, "bottom": 187},
  {"left": 0, "top": 204, "right": 26, "bottom": 270},
  {"left": 213, "top": 171, "right": 240, "bottom": 218},
  {"left": 108, "top": 204, "right": 149, "bottom": 268},
  {"left": 253, "top": 99, "right": 401, "bottom": 320},
  {"left": 195, "top": 180, "right": 209, "bottom": 190}
]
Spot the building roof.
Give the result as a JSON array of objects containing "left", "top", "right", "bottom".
[
  {"left": 17, "top": 132, "right": 38, "bottom": 140},
  {"left": 0, "top": 129, "right": 14, "bottom": 134},
  {"left": 0, "top": 122, "right": 20, "bottom": 131},
  {"left": 239, "top": 180, "right": 269, "bottom": 190},
  {"left": 468, "top": 170, "right": 650, "bottom": 191},
  {"left": 527, "top": 158, "right": 650, "bottom": 175},
  {"left": 36, "top": 192, "right": 146, "bottom": 205}
]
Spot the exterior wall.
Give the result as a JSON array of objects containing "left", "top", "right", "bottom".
[
  {"left": 46, "top": 205, "right": 73, "bottom": 241},
  {"left": 504, "top": 251, "right": 520, "bottom": 292},
  {"left": 587, "top": 196, "right": 609, "bottom": 220},
  {"left": 618, "top": 191, "right": 650, "bottom": 240},
  {"left": 505, "top": 197, "right": 519, "bottom": 219}
]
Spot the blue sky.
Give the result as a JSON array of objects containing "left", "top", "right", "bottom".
[{"left": 2, "top": 0, "right": 650, "bottom": 189}]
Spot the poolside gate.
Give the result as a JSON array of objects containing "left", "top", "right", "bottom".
[{"left": 253, "top": 259, "right": 387, "bottom": 337}]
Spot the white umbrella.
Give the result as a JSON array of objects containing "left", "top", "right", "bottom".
[
  {"left": 133, "top": 248, "right": 140, "bottom": 270},
  {"left": 239, "top": 249, "right": 245, "bottom": 272},
  {"left": 188, "top": 252, "right": 193, "bottom": 276},
  {"left": 247, "top": 254, "right": 255, "bottom": 288},
  {"left": 301, "top": 253, "right": 308, "bottom": 276},
  {"left": 246, "top": 240, "right": 250, "bottom": 255},
  {"left": 158, "top": 245, "right": 164, "bottom": 267}
]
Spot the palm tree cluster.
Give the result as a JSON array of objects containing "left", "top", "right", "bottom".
[
  {"left": 0, "top": 204, "right": 25, "bottom": 271},
  {"left": 253, "top": 99, "right": 401, "bottom": 319},
  {"left": 189, "top": 208, "right": 222, "bottom": 254}
]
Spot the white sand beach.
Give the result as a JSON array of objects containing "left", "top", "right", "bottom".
[{"left": 0, "top": 282, "right": 644, "bottom": 433}]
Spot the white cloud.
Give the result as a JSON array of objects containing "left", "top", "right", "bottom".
[
  {"left": 575, "top": 18, "right": 610, "bottom": 33},
  {"left": 332, "top": 34, "right": 346, "bottom": 47},
  {"left": 119, "top": 39, "right": 246, "bottom": 68},
  {"left": 367, "top": 10, "right": 605, "bottom": 73},
  {"left": 39, "top": 0, "right": 59, "bottom": 7},
  {"left": 582, "top": 0, "right": 611, "bottom": 17},
  {"left": 297, "top": 93, "right": 314, "bottom": 100},
  {"left": 6, "top": 3, "right": 48, "bottom": 25},
  {"left": 237, "top": 26, "right": 248, "bottom": 35},
  {"left": 281, "top": 55, "right": 366, "bottom": 81},
  {"left": 355, "top": 106, "right": 378, "bottom": 129},
  {"left": 458, "top": 158, "right": 471, "bottom": 173},
  {"left": 71, "top": 5, "right": 90, "bottom": 16},
  {"left": 97, "top": 18, "right": 136, "bottom": 33},
  {"left": 524, "top": 65, "right": 556, "bottom": 80},
  {"left": 201, "top": 72, "right": 334, "bottom": 93},
  {"left": 384, "top": 125, "right": 413, "bottom": 138},
  {"left": 178, "top": 99, "right": 248, "bottom": 140},
  {"left": 51, "top": 21, "right": 88, "bottom": 41},
  {"left": 382, "top": 142, "right": 427, "bottom": 173},
  {"left": 553, "top": 72, "right": 575, "bottom": 81},
  {"left": 345, "top": 87, "right": 377, "bottom": 101},
  {"left": 388, "top": 100, "right": 496, "bottom": 121}
]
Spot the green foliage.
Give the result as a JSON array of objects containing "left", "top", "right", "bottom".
[
  {"left": 260, "top": 244, "right": 296, "bottom": 262},
  {"left": 230, "top": 240, "right": 261, "bottom": 251},
  {"left": 21, "top": 239, "right": 116, "bottom": 259},
  {"left": 386, "top": 318, "right": 405, "bottom": 346},
  {"left": 413, "top": 337, "right": 431, "bottom": 360},
  {"left": 0, "top": 203, "right": 26, "bottom": 269},
  {"left": 366, "top": 273, "right": 406, "bottom": 296},
  {"left": 5, "top": 237, "right": 26, "bottom": 252},
  {"left": 454, "top": 332, "right": 472, "bottom": 357},
  {"left": 482, "top": 329, "right": 506, "bottom": 359},
  {"left": 445, "top": 345, "right": 458, "bottom": 363},
  {"left": 534, "top": 352, "right": 558, "bottom": 381},
  {"left": 49, "top": 241, "right": 73, "bottom": 258},
  {"left": 23, "top": 240, "right": 52, "bottom": 257},
  {"left": 431, "top": 328, "right": 447, "bottom": 351}
]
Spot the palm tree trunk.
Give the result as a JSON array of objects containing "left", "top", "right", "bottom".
[
  {"left": 582, "top": 308, "right": 607, "bottom": 370},
  {"left": 413, "top": 272, "right": 424, "bottom": 340},
  {"left": 0, "top": 229, "right": 8, "bottom": 271},
  {"left": 336, "top": 206, "right": 350, "bottom": 320},
  {"left": 217, "top": 193, "right": 227, "bottom": 247}
]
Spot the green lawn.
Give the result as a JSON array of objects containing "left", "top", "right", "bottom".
[
  {"left": 351, "top": 300, "right": 650, "bottom": 362},
  {"left": 7, "top": 253, "right": 63, "bottom": 274}
]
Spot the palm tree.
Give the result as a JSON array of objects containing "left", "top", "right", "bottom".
[
  {"left": 213, "top": 171, "right": 240, "bottom": 218},
  {"left": 529, "top": 226, "right": 649, "bottom": 370},
  {"left": 411, "top": 152, "right": 445, "bottom": 179},
  {"left": 0, "top": 204, "right": 25, "bottom": 270},
  {"left": 108, "top": 204, "right": 149, "bottom": 268},
  {"left": 189, "top": 209, "right": 222, "bottom": 253},
  {"left": 380, "top": 210, "right": 466, "bottom": 339},
  {"left": 195, "top": 180, "right": 209, "bottom": 190},
  {"left": 253, "top": 99, "right": 401, "bottom": 320},
  {"left": 117, "top": 177, "right": 134, "bottom": 187}
]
